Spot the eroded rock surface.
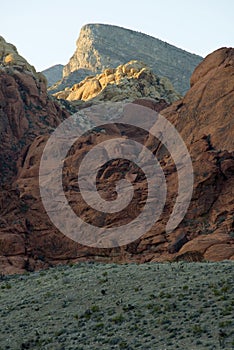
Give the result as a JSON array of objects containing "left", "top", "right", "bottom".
[
  {"left": 0, "top": 44, "right": 233, "bottom": 274},
  {"left": 54, "top": 61, "right": 180, "bottom": 104}
]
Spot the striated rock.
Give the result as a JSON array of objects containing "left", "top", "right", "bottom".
[
  {"left": 178, "top": 233, "right": 233, "bottom": 257},
  {"left": 52, "top": 23, "right": 202, "bottom": 95},
  {"left": 41, "top": 64, "right": 64, "bottom": 87},
  {"left": 54, "top": 60, "right": 180, "bottom": 104}
]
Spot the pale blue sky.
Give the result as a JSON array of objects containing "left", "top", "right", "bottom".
[{"left": 1, "top": 0, "right": 233, "bottom": 71}]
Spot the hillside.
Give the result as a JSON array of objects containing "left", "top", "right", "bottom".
[
  {"left": 0, "top": 261, "right": 233, "bottom": 349},
  {"left": 42, "top": 64, "right": 63, "bottom": 86},
  {"left": 49, "top": 23, "right": 202, "bottom": 95}
]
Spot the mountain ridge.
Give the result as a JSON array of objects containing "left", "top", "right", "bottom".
[
  {"left": 42, "top": 64, "right": 63, "bottom": 86},
  {"left": 49, "top": 23, "right": 203, "bottom": 95}
]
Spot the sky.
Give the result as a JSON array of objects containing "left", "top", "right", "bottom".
[{"left": 1, "top": 0, "right": 233, "bottom": 72}]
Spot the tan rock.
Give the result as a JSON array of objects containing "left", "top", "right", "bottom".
[
  {"left": 204, "top": 244, "right": 234, "bottom": 261},
  {"left": 0, "top": 36, "right": 36, "bottom": 75},
  {"left": 61, "top": 23, "right": 202, "bottom": 95},
  {"left": 179, "top": 233, "right": 231, "bottom": 255},
  {"left": 54, "top": 60, "right": 180, "bottom": 104}
]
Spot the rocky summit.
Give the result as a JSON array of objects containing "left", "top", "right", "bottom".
[
  {"left": 49, "top": 23, "right": 202, "bottom": 95},
  {"left": 54, "top": 60, "right": 180, "bottom": 104},
  {"left": 0, "top": 38, "right": 233, "bottom": 274}
]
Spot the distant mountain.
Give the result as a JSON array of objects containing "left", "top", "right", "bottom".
[
  {"left": 42, "top": 64, "right": 63, "bottom": 86},
  {"left": 48, "top": 68, "right": 93, "bottom": 93},
  {"left": 50, "top": 23, "right": 203, "bottom": 95}
]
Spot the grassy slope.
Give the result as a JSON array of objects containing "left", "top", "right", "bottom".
[{"left": 0, "top": 262, "right": 233, "bottom": 350}]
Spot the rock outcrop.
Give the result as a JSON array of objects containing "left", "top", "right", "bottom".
[
  {"left": 152, "top": 47, "right": 234, "bottom": 261},
  {"left": 0, "top": 42, "right": 233, "bottom": 274},
  {"left": 0, "top": 38, "right": 69, "bottom": 186},
  {"left": 50, "top": 23, "right": 202, "bottom": 95},
  {"left": 162, "top": 47, "right": 234, "bottom": 153},
  {"left": 54, "top": 60, "right": 180, "bottom": 104},
  {"left": 41, "top": 64, "right": 64, "bottom": 87},
  {"left": 48, "top": 68, "right": 93, "bottom": 94},
  {"left": 0, "top": 36, "right": 37, "bottom": 74}
]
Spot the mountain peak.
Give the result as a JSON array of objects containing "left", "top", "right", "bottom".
[{"left": 62, "top": 23, "right": 202, "bottom": 95}]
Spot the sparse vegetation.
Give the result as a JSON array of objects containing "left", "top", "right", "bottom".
[{"left": 0, "top": 261, "right": 233, "bottom": 349}]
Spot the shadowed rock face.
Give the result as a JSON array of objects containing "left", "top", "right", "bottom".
[
  {"left": 50, "top": 23, "right": 202, "bottom": 95},
  {"left": 0, "top": 44, "right": 233, "bottom": 274},
  {"left": 48, "top": 68, "right": 93, "bottom": 93},
  {"left": 41, "top": 64, "right": 64, "bottom": 87}
]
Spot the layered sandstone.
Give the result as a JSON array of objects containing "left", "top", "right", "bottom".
[{"left": 0, "top": 44, "right": 233, "bottom": 274}]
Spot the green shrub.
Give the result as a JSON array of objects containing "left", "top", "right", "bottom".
[{"left": 111, "top": 313, "right": 125, "bottom": 324}]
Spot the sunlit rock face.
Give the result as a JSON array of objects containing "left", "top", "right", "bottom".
[{"left": 50, "top": 23, "right": 202, "bottom": 95}]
